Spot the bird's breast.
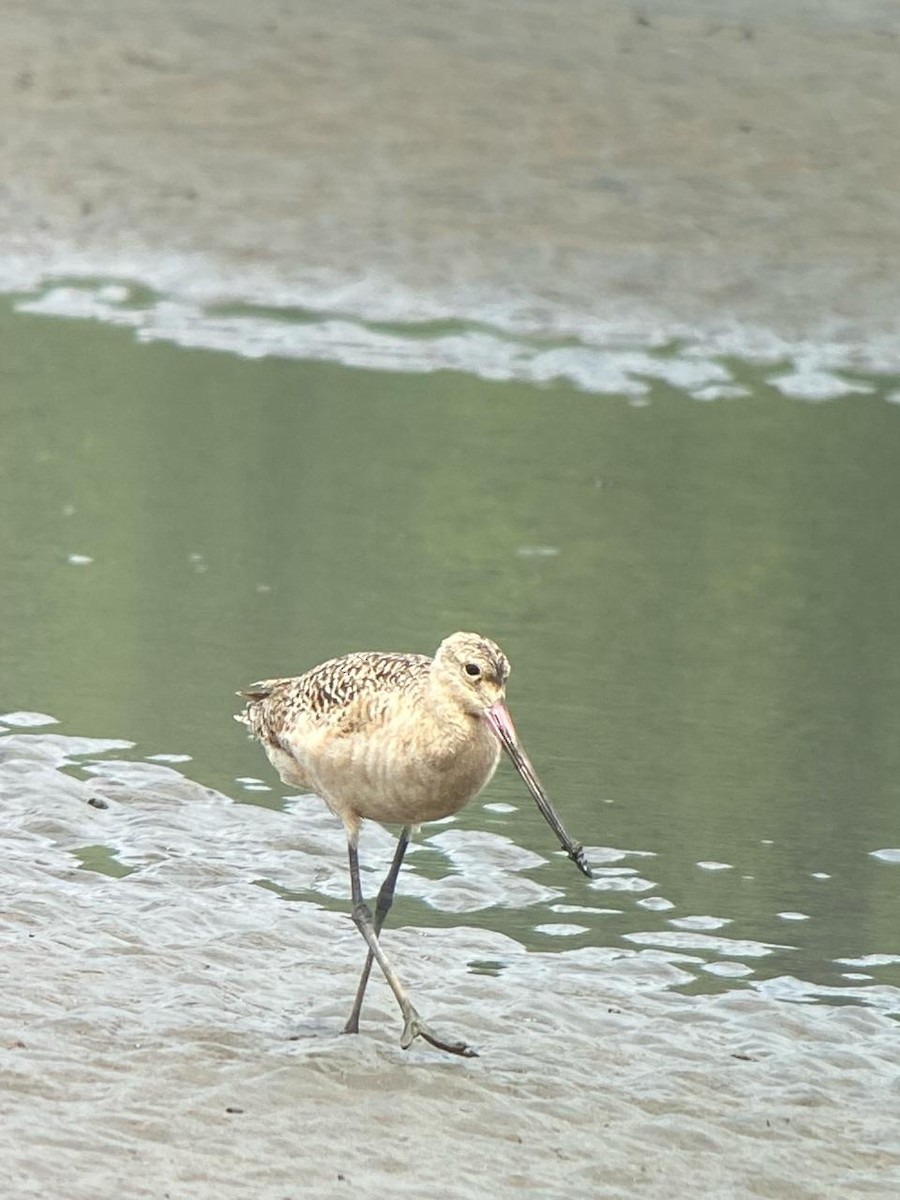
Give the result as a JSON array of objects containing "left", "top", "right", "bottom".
[{"left": 291, "top": 712, "right": 502, "bottom": 827}]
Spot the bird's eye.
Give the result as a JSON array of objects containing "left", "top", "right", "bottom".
[{"left": 464, "top": 662, "right": 482, "bottom": 678}]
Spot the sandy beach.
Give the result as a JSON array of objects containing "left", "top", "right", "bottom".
[
  {"left": 4, "top": 0, "right": 900, "bottom": 347},
  {"left": 2, "top": 731, "right": 899, "bottom": 1199}
]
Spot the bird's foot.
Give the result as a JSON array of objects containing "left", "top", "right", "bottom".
[
  {"left": 400, "top": 1010, "right": 478, "bottom": 1058},
  {"left": 568, "top": 841, "right": 594, "bottom": 878}
]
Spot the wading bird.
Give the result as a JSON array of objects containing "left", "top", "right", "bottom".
[{"left": 236, "top": 631, "right": 591, "bottom": 1057}]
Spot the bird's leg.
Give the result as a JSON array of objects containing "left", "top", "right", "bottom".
[
  {"left": 344, "top": 825, "right": 411, "bottom": 1035},
  {"left": 345, "top": 839, "right": 476, "bottom": 1058}
]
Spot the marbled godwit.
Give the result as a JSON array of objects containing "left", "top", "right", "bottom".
[{"left": 236, "top": 631, "right": 591, "bottom": 1057}]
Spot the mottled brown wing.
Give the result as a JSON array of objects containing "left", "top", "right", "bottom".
[{"left": 236, "top": 650, "right": 432, "bottom": 742}]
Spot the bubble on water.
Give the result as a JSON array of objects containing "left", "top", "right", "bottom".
[
  {"left": 636, "top": 895, "right": 675, "bottom": 911},
  {"left": 690, "top": 384, "right": 750, "bottom": 402},
  {"left": 533, "top": 923, "right": 589, "bottom": 937},
  {"left": 624, "top": 931, "right": 791, "bottom": 958},
  {"left": 834, "top": 954, "right": 900, "bottom": 968},
  {"left": 669, "top": 915, "right": 732, "bottom": 932},
  {"left": 811, "top": 872, "right": 831, "bottom": 880},
  {"left": 549, "top": 903, "right": 621, "bottom": 916},
  {"left": 769, "top": 369, "right": 874, "bottom": 402},
  {"left": 589, "top": 873, "right": 656, "bottom": 893},
  {"left": 482, "top": 802, "right": 517, "bottom": 813},
  {"left": 696, "top": 860, "right": 733, "bottom": 872},
  {"left": 777, "top": 911, "right": 810, "bottom": 922},
  {"left": 0, "top": 710, "right": 59, "bottom": 727},
  {"left": 516, "top": 545, "right": 560, "bottom": 558},
  {"left": 578, "top": 846, "right": 636, "bottom": 866},
  {"left": 147, "top": 753, "right": 193, "bottom": 764},
  {"left": 66, "top": 553, "right": 94, "bottom": 566},
  {"left": 841, "top": 972, "right": 875, "bottom": 982},
  {"left": 98, "top": 284, "right": 131, "bottom": 303},
  {"left": 870, "top": 848, "right": 900, "bottom": 864},
  {"left": 702, "top": 961, "right": 754, "bottom": 978}
]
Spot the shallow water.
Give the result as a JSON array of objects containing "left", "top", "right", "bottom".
[{"left": 3, "top": 295, "right": 900, "bottom": 1010}]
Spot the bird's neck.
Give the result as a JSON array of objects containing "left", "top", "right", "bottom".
[{"left": 424, "top": 675, "right": 482, "bottom": 740}]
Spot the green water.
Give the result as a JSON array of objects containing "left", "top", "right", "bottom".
[{"left": 3, "top": 299, "right": 900, "bottom": 995}]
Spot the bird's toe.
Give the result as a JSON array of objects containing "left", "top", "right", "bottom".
[{"left": 401, "top": 1012, "right": 478, "bottom": 1058}]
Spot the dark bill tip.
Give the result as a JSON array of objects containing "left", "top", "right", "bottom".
[{"left": 485, "top": 701, "right": 592, "bottom": 880}]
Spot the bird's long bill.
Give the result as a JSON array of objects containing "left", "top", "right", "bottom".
[{"left": 485, "top": 700, "right": 592, "bottom": 878}]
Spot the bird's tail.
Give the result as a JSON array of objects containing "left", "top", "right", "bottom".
[{"left": 234, "top": 683, "right": 274, "bottom": 730}]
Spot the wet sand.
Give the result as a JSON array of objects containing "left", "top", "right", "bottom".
[
  {"left": 3, "top": 732, "right": 899, "bottom": 1198},
  {"left": 4, "top": 0, "right": 900, "bottom": 348}
]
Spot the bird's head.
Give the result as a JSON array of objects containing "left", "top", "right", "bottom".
[{"left": 432, "top": 631, "right": 511, "bottom": 716}]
